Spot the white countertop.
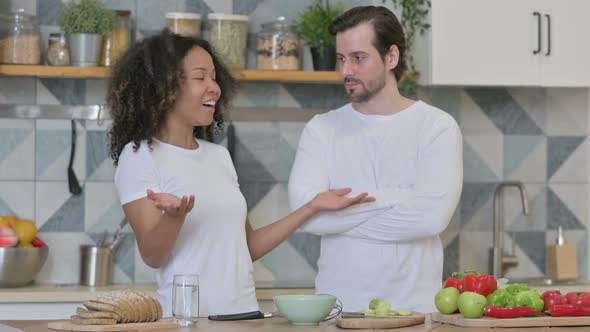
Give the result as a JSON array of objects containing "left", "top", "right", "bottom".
[
  {"left": 5, "top": 281, "right": 584, "bottom": 304},
  {"left": 0, "top": 284, "right": 314, "bottom": 303}
]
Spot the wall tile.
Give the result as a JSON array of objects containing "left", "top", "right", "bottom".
[
  {"left": 463, "top": 135, "right": 502, "bottom": 182},
  {"left": 465, "top": 88, "right": 543, "bottom": 135},
  {"left": 0, "top": 120, "right": 35, "bottom": 181},
  {"left": 137, "top": 0, "right": 186, "bottom": 32},
  {"left": 84, "top": 181, "right": 125, "bottom": 233},
  {"left": 283, "top": 83, "right": 347, "bottom": 109},
  {"left": 35, "top": 0, "right": 61, "bottom": 25},
  {"left": 36, "top": 181, "right": 85, "bottom": 232},
  {"left": 38, "top": 79, "right": 86, "bottom": 105},
  {"left": 545, "top": 88, "right": 589, "bottom": 136},
  {"left": 35, "top": 232, "right": 93, "bottom": 284},
  {"left": 547, "top": 184, "right": 588, "bottom": 229},
  {"left": 0, "top": 181, "right": 34, "bottom": 219},
  {"left": 0, "top": 78, "right": 36, "bottom": 104},
  {"left": 35, "top": 120, "right": 86, "bottom": 182},
  {"left": 547, "top": 136, "right": 586, "bottom": 181},
  {"left": 504, "top": 135, "right": 546, "bottom": 181}
]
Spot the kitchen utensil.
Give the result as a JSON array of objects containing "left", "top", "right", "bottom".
[
  {"left": 67, "top": 119, "right": 82, "bottom": 195},
  {"left": 108, "top": 219, "right": 127, "bottom": 250},
  {"left": 97, "top": 229, "right": 108, "bottom": 247},
  {"left": 273, "top": 294, "right": 341, "bottom": 325},
  {"left": 0, "top": 246, "right": 48, "bottom": 287},
  {"left": 336, "top": 312, "right": 426, "bottom": 329},
  {"left": 47, "top": 320, "right": 180, "bottom": 331},
  {"left": 431, "top": 312, "right": 590, "bottom": 327},
  {"left": 208, "top": 310, "right": 274, "bottom": 321},
  {"left": 79, "top": 244, "right": 112, "bottom": 286}
]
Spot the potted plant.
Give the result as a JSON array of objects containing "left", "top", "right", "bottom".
[
  {"left": 59, "top": 0, "right": 114, "bottom": 67},
  {"left": 295, "top": 1, "right": 344, "bottom": 71},
  {"left": 384, "top": 0, "right": 431, "bottom": 98}
]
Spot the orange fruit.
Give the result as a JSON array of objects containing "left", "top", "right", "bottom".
[
  {"left": 16, "top": 242, "right": 33, "bottom": 248},
  {"left": 12, "top": 219, "right": 37, "bottom": 244}
]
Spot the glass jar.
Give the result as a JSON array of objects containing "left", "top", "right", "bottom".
[
  {"left": 166, "top": 12, "right": 202, "bottom": 37},
  {"left": 256, "top": 16, "right": 300, "bottom": 71},
  {"left": 100, "top": 10, "right": 131, "bottom": 67},
  {"left": 207, "top": 13, "right": 249, "bottom": 69},
  {"left": 0, "top": 8, "right": 41, "bottom": 64},
  {"left": 46, "top": 32, "right": 70, "bottom": 66}
]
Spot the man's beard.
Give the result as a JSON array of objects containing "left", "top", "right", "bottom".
[{"left": 344, "top": 73, "right": 386, "bottom": 103}]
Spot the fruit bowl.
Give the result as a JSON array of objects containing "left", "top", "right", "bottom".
[
  {"left": 0, "top": 246, "right": 48, "bottom": 287},
  {"left": 273, "top": 294, "right": 338, "bottom": 325}
]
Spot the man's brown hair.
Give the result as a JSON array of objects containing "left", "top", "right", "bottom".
[{"left": 329, "top": 6, "right": 407, "bottom": 81}]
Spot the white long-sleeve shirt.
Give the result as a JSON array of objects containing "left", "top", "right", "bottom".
[{"left": 288, "top": 101, "right": 463, "bottom": 313}]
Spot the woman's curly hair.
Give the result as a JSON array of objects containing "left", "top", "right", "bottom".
[{"left": 107, "top": 29, "right": 237, "bottom": 165}]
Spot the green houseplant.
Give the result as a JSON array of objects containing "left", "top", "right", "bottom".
[
  {"left": 295, "top": 1, "right": 344, "bottom": 71},
  {"left": 58, "top": 0, "right": 114, "bottom": 67},
  {"left": 385, "top": 0, "right": 431, "bottom": 98}
]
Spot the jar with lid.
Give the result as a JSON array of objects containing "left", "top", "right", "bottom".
[
  {"left": 47, "top": 32, "right": 70, "bottom": 66},
  {"left": 0, "top": 8, "right": 41, "bottom": 64},
  {"left": 207, "top": 13, "right": 249, "bottom": 69},
  {"left": 257, "top": 17, "right": 300, "bottom": 71},
  {"left": 100, "top": 10, "right": 131, "bottom": 67},
  {"left": 166, "top": 12, "right": 202, "bottom": 37}
]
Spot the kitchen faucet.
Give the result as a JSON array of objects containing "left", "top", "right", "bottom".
[{"left": 490, "top": 181, "right": 529, "bottom": 278}]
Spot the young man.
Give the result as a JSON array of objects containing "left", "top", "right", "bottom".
[{"left": 288, "top": 6, "right": 463, "bottom": 312}]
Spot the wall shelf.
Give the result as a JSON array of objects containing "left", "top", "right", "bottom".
[{"left": 0, "top": 65, "right": 342, "bottom": 84}]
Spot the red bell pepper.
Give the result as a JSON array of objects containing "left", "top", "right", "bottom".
[
  {"left": 443, "top": 272, "right": 464, "bottom": 292},
  {"left": 541, "top": 290, "right": 568, "bottom": 311},
  {"left": 484, "top": 305, "right": 541, "bottom": 318},
  {"left": 547, "top": 304, "right": 590, "bottom": 317},
  {"left": 461, "top": 271, "right": 497, "bottom": 297},
  {"left": 566, "top": 292, "right": 590, "bottom": 307}
]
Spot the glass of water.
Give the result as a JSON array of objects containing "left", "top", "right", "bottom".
[{"left": 172, "top": 274, "right": 199, "bottom": 326}]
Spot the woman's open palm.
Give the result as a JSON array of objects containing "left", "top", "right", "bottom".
[
  {"left": 310, "top": 188, "right": 375, "bottom": 212},
  {"left": 146, "top": 189, "right": 195, "bottom": 218}
]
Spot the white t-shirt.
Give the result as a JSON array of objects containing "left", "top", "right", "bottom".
[
  {"left": 114, "top": 138, "right": 258, "bottom": 317},
  {"left": 289, "top": 101, "right": 463, "bottom": 313}
]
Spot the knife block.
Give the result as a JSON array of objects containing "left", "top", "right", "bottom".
[{"left": 546, "top": 244, "right": 579, "bottom": 280}]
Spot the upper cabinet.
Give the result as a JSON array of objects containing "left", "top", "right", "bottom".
[{"left": 414, "top": 0, "right": 590, "bottom": 87}]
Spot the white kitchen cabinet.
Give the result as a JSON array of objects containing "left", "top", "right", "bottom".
[{"left": 414, "top": 0, "right": 590, "bottom": 87}]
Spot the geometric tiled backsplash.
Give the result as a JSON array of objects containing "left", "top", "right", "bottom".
[{"left": 0, "top": 0, "right": 588, "bottom": 286}]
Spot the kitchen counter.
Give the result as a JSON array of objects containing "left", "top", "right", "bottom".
[
  {"left": 3, "top": 317, "right": 590, "bottom": 332},
  {"left": 0, "top": 283, "right": 314, "bottom": 303},
  {"left": 2, "top": 318, "right": 440, "bottom": 332}
]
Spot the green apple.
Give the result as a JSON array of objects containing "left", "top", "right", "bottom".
[
  {"left": 434, "top": 287, "right": 460, "bottom": 314},
  {"left": 457, "top": 291, "right": 487, "bottom": 318}
]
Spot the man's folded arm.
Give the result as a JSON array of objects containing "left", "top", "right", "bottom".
[{"left": 342, "top": 124, "right": 463, "bottom": 242}]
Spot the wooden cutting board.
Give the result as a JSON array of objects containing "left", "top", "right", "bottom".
[
  {"left": 47, "top": 320, "right": 181, "bottom": 331},
  {"left": 431, "top": 312, "right": 590, "bottom": 327},
  {"left": 336, "top": 314, "right": 425, "bottom": 329}
]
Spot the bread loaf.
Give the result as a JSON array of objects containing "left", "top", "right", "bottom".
[
  {"left": 71, "top": 315, "right": 117, "bottom": 325},
  {"left": 74, "top": 290, "right": 162, "bottom": 325}
]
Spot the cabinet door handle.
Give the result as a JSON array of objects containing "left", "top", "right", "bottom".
[
  {"left": 545, "top": 13, "right": 551, "bottom": 56},
  {"left": 533, "top": 11, "right": 541, "bottom": 54}
]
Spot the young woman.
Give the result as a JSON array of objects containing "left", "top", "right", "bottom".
[{"left": 107, "top": 30, "right": 373, "bottom": 317}]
